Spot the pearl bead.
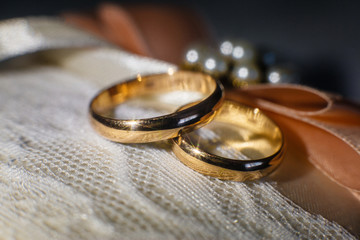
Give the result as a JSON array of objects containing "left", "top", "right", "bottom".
[
  {"left": 219, "top": 39, "right": 257, "bottom": 63},
  {"left": 266, "top": 65, "right": 299, "bottom": 84},
  {"left": 183, "top": 43, "right": 228, "bottom": 78},
  {"left": 200, "top": 52, "right": 227, "bottom": 78},
  {"left": 182, "top": 43, "right": 205, "bottom": 70},
  {"left": 230, "top": 62, "right": 262, "bottom": 87}
]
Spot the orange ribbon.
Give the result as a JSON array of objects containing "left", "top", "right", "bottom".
[
  {"left": 63, "top": 3, "right": 210, "bottom": 64},
  {"left": 227, "top": 85, "right": 360, "bottom": 198}
]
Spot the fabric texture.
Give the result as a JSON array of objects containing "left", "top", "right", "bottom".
[{"left": 0, "top": 17, "right": 358, "bottom": 239}]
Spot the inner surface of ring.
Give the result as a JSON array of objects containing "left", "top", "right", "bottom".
[
  {"left": 91, "top": 71, "right": 217, "bottom": 115},
  {"left": 182, "top": 101, "right": 282, "bottom": 161}
]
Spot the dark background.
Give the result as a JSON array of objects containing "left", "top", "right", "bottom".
[{"left": 1, "top": 0, "right": 359, "bottom": 102}]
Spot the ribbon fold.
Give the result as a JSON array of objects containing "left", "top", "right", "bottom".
[{"left": 227, "top": 85, "right": 360, "bottom": 197}]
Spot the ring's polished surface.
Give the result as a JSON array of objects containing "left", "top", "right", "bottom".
[
  {"left": 173, "top": 100, "right": 284, "bottom": 181},
  {"left": 89, "top": 70, "right": 224, "bottom": 143}
]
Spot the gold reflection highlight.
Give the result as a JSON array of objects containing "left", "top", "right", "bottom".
[
  {"left": 89, "top": 71, "right": 224, "bottom": 143},
  {"left": 173, "top": 100, "right": 284, "bottom": 181}
]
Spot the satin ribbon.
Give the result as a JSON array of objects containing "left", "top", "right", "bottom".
[
  {"left": 227, "top": 85, "right": 360, "bottom": 198},
  {"left": 63, "top": 2, "right": 211, "bottom": 64}
]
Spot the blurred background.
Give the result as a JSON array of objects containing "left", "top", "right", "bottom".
[{"left": 1, "top": 0, "right": 359, "bottom": 102}]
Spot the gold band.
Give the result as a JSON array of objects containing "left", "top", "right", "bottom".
[
  {"left": 172, "top": 100, "right": 284, "bottom": 181},
  {"left": 89, "top": 70, "right": 224, "bottom": 143}
]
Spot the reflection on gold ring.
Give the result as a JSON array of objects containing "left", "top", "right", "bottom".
[
  {"left": 173, "top": 100, "right": 284, "bottom": 181},
  {"left": 89, "top": 70, "right": 224, "bottom": 143}
]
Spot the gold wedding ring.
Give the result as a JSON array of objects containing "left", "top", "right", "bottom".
[
  {"left": 89, "top": 70, "right": 224, "bottom": 143},
  {"left": 173, "top": 100, "right": 284, "bottom": 181}
]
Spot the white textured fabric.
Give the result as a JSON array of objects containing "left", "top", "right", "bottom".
[
  {"left": 0, "top": 17, "right": 106, "bottom": 61},
  {"left": 0, "top": 18, "right": 356, "bottom": 239}
]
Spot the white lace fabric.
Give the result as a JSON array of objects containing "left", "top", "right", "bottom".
[{"left": 0, "top": 18, "right": 357, "bottom": 239}]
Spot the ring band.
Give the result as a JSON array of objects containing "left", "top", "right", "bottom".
[
  {"left": 89, "top": 70, "right": 224, "bottom": 143},
  {"left": 172, "top": 100, "right": 284, "bottom": 181}
]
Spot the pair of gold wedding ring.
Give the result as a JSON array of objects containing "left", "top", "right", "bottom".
[{"left": 89, "top": 70, "right": 284, "bottom": 181}]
